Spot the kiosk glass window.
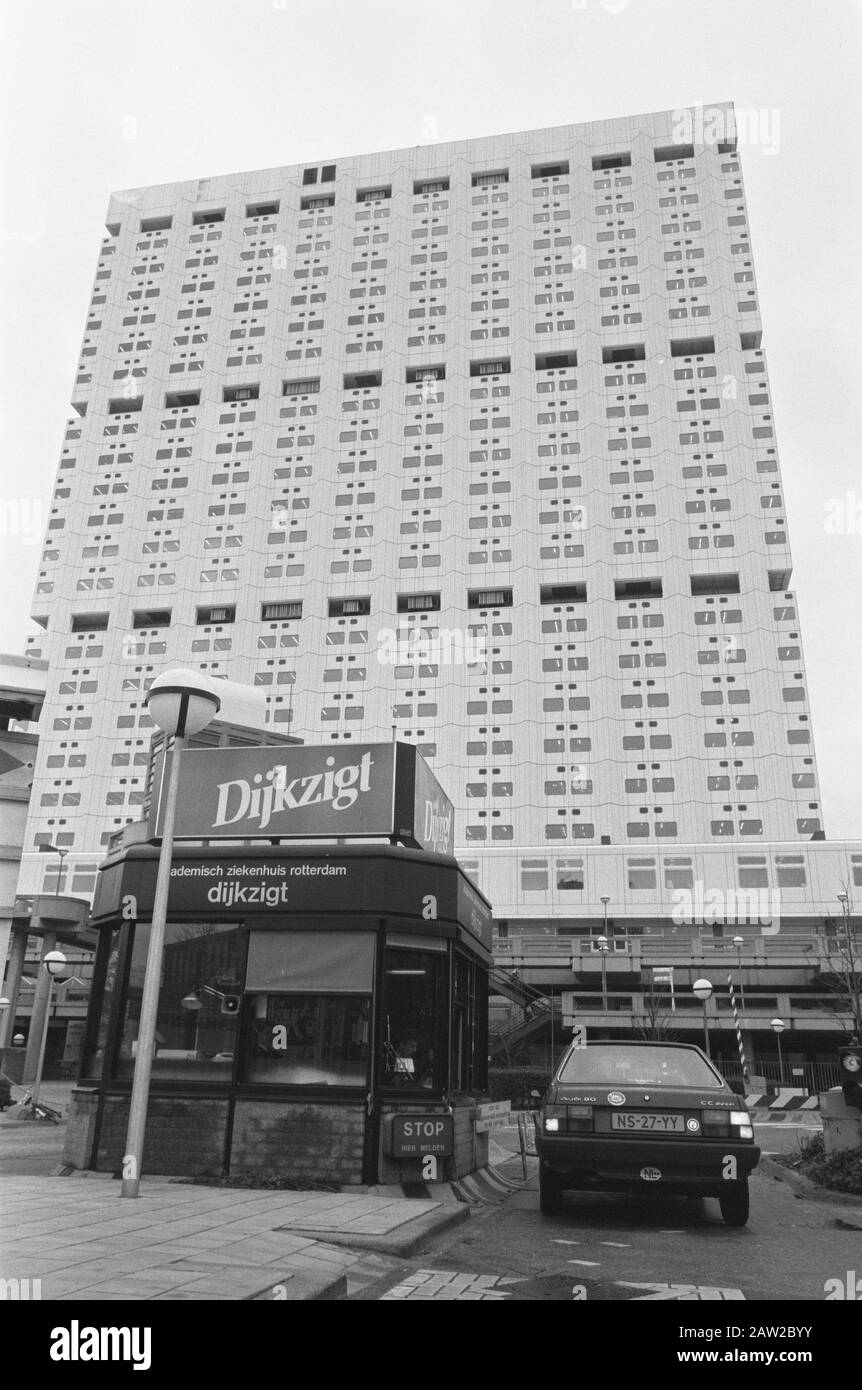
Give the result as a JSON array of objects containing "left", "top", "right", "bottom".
[
  {"left": 452, "top": 951, "right": 488, "bottom": 1093},
  {"left": 113, "top": 922, "right": 243, "bottom": 1080},
  {"left": 381, "top": 944, "right": 447, "bottom": 1093},
  {"left": 85, "top": 928, "right": 121, "bottom": 1076},
  {"left": 240, "top": 931, "right": 374, "bottom": 1087}
]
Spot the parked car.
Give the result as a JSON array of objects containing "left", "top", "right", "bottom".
[{"left": 536, "top": 1040, "right": 760, "bottom": 1226}]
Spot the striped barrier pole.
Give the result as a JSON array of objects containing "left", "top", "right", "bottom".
[{"left": 727, "top": 972, "right": 749, "bottom": 1086}]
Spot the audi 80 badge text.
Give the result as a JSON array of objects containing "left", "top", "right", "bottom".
[{"left": 536, "top": 1041, "right": 759, "bottom": 1226}]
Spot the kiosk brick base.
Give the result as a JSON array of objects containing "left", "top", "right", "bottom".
[{"left": 231, "top": 1100, "right": 366, "bottom": 1184}]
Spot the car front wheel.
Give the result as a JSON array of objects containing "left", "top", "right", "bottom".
[
  {"left": 539, "top": 1162, "right": 563, "bottom": 1216},
  {"left": 718, "top": 1179, "right": 750, "bottom": 1227}
]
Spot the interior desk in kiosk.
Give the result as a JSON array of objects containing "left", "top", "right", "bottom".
[{"left": 64, "top": 843, "right": 493, "bottom": 1185}]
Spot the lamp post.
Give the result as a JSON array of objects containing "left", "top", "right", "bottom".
[
  {"left": 599, "top": 895, "right": 611, "bottom": 1026},
  {"left": 120, "top": 669, "right": 220, "bottom": 1198},
  {"left": 31, "top": 951, "right": 67, "bottom": 1110},
  {"left": 771, "top": 1018, "right": 786, "bottom": 1086},
  {"left": 38, "top": 841, "right": 69, "bottom": 895},
  {"left": 835, "top": 890, "right": 861, "bottom": 1037},
  {"left": 596, "top": 934, "right": 610, "bottom": 1017},
  {"left": 692, "top": 978, "right": 713, "bottom": 1058},
  {"left": 732, "top": 935, "right": 746, "bottom": 1011}
]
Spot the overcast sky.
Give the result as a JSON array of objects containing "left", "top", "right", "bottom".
[{"left": 1, "top": 0, "right": 859, "bottom": 837}]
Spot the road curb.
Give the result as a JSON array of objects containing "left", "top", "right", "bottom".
[
  {"left": 758, "top": 1155, "right": 862, "bottom": 1209},
  {"left": 274, "top": 1201, "right": 469, "bottom": 1258}
]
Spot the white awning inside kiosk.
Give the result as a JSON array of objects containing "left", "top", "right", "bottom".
[{"left": 246, "top": 931, "right": 375, "bottom": 992}]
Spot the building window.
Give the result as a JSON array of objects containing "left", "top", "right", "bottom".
[
  {"left": 663, "top": 857, "right": 693, "bottom": 891},
  {"left": 627, "top": 858, "right": 656, "bottom": 890},
  {"left": 521, "top": 858, "right": 549, "bottom": 892},
  {"left": 557, "top": 859, "right": 584, "bottom": 891},
  {"left": 774, "top": 855, "right": 806, "bottom": 888},
  {"left": 737, "top": 856, "right": 768, "bottom": 888}
]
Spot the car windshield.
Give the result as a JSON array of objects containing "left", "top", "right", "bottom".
[{"left": 557, "top": 1044, "right": 723, "bottom": 1089}]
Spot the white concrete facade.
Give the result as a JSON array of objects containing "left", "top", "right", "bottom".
[{"left": 21, "top": 104, "right": 831, "bottom": 906}]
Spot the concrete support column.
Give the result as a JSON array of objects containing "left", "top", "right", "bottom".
[
  {"left": 0, "top": 926, "right": 29, "bottom": 1051},
  {"left": 22, "top": 929, "right": 55, "bottom": 1083}
]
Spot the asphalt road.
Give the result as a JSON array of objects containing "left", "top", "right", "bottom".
[{"left": 354, "top": 1165, "right": 862, "bottom": 1302}]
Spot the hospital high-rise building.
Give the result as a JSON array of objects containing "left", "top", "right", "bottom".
[{"left": 16, "top": 106, "right": 860, "bottom": 1076}]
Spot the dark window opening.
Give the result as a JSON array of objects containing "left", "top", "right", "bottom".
[
  {"left": 223, "top": 383, "right": 259, "bottom": 402},
  {"left": 541, "top": 583, "right": 587, "bottom": 604},
  {"left": 690, "top": 573, "right": 740, "bottom": 596},
  {"left": 469, "top": 358, "right": 510, "bottom": 377},
  {"left": 261, "top": 601, "right": 302, "bottom": 620},
  {"left": 397, "top": 593, "right": 441, "bottom": 613},
  {"left": 132, "top": 609, "right": 171, "bottom": 629},
  {"left": 531, "top": 161, "right": 569, "bottom": 178},
  {"left": 468, "top": 587, "right": 513, "bottom": 609},
  {"left": 602, "top": 344, "right": 645, "bottom": 364},
  {"left": 329, "top": 596, "right": 371, "bottom": 617},
  {"left": 381, "top": 947, "right": 447, "bottom": 1092},
  {"left": 670, "top": 337, "right": 715, "bottom": 357},
  {"left": 654, "top": 144, "right": 695, "bottom": 162},
  {"left": 615, "top": 578, "right": 663, "bottom": 599},
  {"left": 592, "top": 152, "right": 631, "bottom": 171}
]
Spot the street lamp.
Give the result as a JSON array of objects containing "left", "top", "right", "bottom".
[
  {"left": 692, "top": 977, "right": 713, "bottom": 1058},
  {"left": 120, "top": 668, "right": 220, "bottom": 1198},
  {"left": 38, "top": 841, "right": 69, "bottom": 895},
  {"left": 30, "top": 950, "right": 67, "bottom": 1111},
  {"left": 732, "top": 935, "right": 746, "bottom": 1011},
  {"left": 599, "top": 896, "right": 611, "bottom": 1019},
  {"left": 596, "top": 934, "right": 610, "bottom": 1016},
  {"left": 771, "top": 1018, "right": 786, "bottom": 1086}
]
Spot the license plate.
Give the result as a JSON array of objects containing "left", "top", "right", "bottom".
[{"left": 610, "top": 1111, "right": 685, "bottom": 1133}]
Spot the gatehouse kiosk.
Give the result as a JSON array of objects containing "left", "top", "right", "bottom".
[{"left": 63, "top": 743, "right": 493, "bottom": 1185}]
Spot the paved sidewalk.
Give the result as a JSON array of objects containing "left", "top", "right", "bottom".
[{"left": 0, "top": 1175, "right": 466, "bottom": 1301}]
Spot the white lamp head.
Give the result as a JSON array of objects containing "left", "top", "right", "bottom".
[
  {"left": 692, "top": 977, "right": 713, "bottom": 1001},
  {"left": 771, "top": 1018, "right": 785, "bottom": 1034},
  {"left": 145, "top": 668, "right": 221, "bottom": 738},
  {"left": 0, "top": 997, "right": 10, "bottom": 1011},
  {"left": 732, "top": 935, "right": 744, "bottom": 947},
  {"left": 44, "top": 950, "right": 67, "bottom": 978}
]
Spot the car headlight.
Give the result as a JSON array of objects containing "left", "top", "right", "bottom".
[{"left": 842, "top": 1054, "right": 861, "bottom": 1073}]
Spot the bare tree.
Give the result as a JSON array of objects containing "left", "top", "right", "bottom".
[
  {"left": 811, "top": 881, "right": 861, "bottom": 1038},
  {"left": 634, "top": 979, "right": 680, "bottom": 1042}
]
